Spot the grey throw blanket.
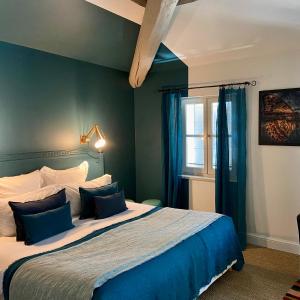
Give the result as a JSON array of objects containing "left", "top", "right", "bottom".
[{"left": 9, "top": 208, "right": 221, "bottom": 300}]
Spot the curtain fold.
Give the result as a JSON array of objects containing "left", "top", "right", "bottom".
[
  {"left": 216, "top": 87, "right": 247, "bottom": 249},
  {"left": 162, "top": 91, "right": 188, "bottom": 209}
]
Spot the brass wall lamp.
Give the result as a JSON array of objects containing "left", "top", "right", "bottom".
[{"left": 80, "top": 124, "right": 106, "bottom": 152}]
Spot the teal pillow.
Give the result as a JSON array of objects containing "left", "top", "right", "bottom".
[
  {"left": 94, "top": 190, "right": 127, "bottom": 219},
  {"left": 21, "top": 202, "right": 74, "bottom": 245},
  {"left": 79, "top": 182, "right": 118, "bottom": 219},
  {"left": 9, "top": 189, "right": 66, "bottom": 241}
]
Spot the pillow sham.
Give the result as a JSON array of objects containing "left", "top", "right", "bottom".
[
  {"left": 64, "top": 174, "right": 112, "bottom": 216},
  {"left": 21, "top": 202, "right": 74, "bottom": 245},
  {"left": 0, "top": 185, "right": 64, "bottom": 237},
  {"left": 0, "top": 170, "right": 41, "bottom": 198},
  {"left": 40, "top": 161, "right": 89, "bottom": 187},
  {"left": 79, "top": 182, "right": 118, "bottom": 219},
  {"left": 9, "top": 189, "right": 66, "bottom": 241},
  {"left": 94, "top": 190, "right": 127, "bottom": 219}
]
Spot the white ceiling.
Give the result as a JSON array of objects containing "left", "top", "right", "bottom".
[
  {"left": 87, "top": 0, "right": 300, "bottom": 67},
  {"left": 87, "top": 0, "right": 144, "bottom": 24}
]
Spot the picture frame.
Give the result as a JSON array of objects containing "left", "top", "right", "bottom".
[{"left": 259, "top": 88, "right": 300, "bottom": 146}]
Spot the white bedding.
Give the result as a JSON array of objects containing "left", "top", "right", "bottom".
[{"left": 0, "top": 201, "right": 153, "bottom": 297}]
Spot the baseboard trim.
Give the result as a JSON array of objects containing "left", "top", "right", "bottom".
[{"left": 247, "top": 233, "right": 300, "bottom": 255}]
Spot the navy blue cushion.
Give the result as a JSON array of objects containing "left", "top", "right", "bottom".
[
  {"left": 21, "top": 202, "right": 74, "bottom": 245},
  {"left": 79, "top": 182, "right": 118, "bottom": 219},
  {"left": 94, "top": 190, "right": 127, "bottom": 219},
  {"left": 9, "top": 189, "right": 67, "bottom": 241}
]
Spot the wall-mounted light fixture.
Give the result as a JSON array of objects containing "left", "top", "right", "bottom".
[{"left": 80, "top": 124, "right": 106, "bottom": 152}]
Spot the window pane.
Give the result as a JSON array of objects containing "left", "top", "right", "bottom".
[
  {"left": 226, "top": 101, "right": 232, "bottom": 135},
  {"left": 211, "top": 101, "right": 232, "bottom": 134},
  {"left": 186, "top": 137, "right": 204, "bottom": 168},
  {"left": 186, "top": 103, "right": 204, "bottom": 135},
  {"left": 211, "top": 136, "right": 232, "bottom": 169},
  {"left": 212, "top": 137, "right": 217, "bottom": 169},
  {"left": 186, "top": 104, "right": 194, "bottom": 134},
  {"left": 229, "top": 136, "right": 232, "bottom": 168},
  {"left": 211, "top": 102, "right": 218, "bottom": 135}
]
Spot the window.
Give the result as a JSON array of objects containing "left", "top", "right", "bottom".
[{"left": 182, "top": 96, "right": 232, "bottom": 177}]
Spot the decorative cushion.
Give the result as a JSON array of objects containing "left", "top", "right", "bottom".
[
  {"left": 0, "top": 170, "right": 41, "bottom": 198},
  {"left": 40, "top": 161, "right": 89, "bottom": 187},
  {"left": 9, "top": 189, "right": 66, "bottom": 241},
  {"left": 64, "top": 174, "right": 112, "bottom": 217},
  {"left": 79, "top": 182, "right": 118, "bottom": 219},
  {"left": 21, "top": 202, "right": 74, "bottom": 245},
  {"left": 0, "top": 185, "right": 64, "bottom": 237},
  {"left": 94, "top": 190, "right": 127, "bottom": 219}
]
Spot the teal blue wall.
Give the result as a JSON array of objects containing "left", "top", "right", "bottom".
[
  {"left": 134, "top": 45, "right": 188, "bottom": 201},
  {"left": 0, "top": 32, "right": 187, "bottom": 203},
  {"left": 0, "top": 41, "right": 136, "bottom": 198},
  {"left": 0, "top": 0, "right": 139, "bottom": 72},
  {"left": 0, "top": 1, "right": 189, "bottom": 202}
]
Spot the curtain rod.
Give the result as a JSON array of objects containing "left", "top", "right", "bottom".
[{"left": 158, "top": 80, "right": 257, "bottom": 93}]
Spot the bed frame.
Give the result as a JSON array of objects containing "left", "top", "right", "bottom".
[{"left": 0, "top": 148, "right": 104, "bottom": 179}]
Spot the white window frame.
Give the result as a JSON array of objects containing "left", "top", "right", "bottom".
[
  {"left": 207, "top": 96, "right": 219, "bottom": 175},
  {"left": 182, "top": 97, "right": 207, "bottom": 176},
  {"left": 182, "top": 95, "right": 218, "bottom": 177}
]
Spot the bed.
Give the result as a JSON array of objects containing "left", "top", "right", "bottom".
[{"left": 0, "top": 149, "right": 244, "bottom": 300}]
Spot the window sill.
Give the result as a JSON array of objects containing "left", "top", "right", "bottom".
[{"left": 181, "top": 174, "right": 215, "bottom": 182}]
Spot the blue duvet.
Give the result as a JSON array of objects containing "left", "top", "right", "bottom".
[{"left": 4, "top": 207, "right": 244, "bottom": 300}]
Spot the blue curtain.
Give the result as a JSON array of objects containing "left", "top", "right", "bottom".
[
  {"left": 215, "top": 87, "right": 247, "bottom": 249},
  {"left": 162, "top": 91, "right": 188, "bottom": 209}
]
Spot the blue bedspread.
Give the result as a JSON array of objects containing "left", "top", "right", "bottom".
[
  {"left": 93, "top": 215, "right": 244, "bottom": 300},
  {"left": 4, "top": 208, "right": 244, "bottom": 300}
]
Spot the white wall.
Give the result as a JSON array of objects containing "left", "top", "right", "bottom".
[
  {"left": 188, "top": 178, "right": 215, "bottom": 212},
  {"left": 188, "top": 50, "right": 300, "bottom": 254}
]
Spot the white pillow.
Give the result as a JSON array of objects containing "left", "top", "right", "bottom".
[
  {"left": 40, "top": 161, "right": 89, "bottom": 187},
  {"left": 64, "top": 174, "right": 112, "bottom": 216},
  {"left": 0, "top": 170, "right": 41, "bottom": 198},
  {"left": 0, "top": 185, "right": 64, "bottom": 237}
]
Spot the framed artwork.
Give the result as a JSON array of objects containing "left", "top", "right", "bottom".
[{"left": 259, "top": 88, "right": 300, "bottom": 146}]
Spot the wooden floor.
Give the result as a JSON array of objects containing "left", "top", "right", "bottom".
[{"left": 200, "top": 245, "right": 299, "bottom": 300}]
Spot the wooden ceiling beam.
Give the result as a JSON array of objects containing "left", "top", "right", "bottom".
[
  {"left": 131, "top": 0, "right": 198, "bottom": 7},
  {"left": 129, "top": 0, "right": 180, "bottom": 88}
]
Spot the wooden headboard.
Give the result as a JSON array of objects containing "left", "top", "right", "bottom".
[{"left": 0, "top": 148, "right": 104, "bottom": 179}]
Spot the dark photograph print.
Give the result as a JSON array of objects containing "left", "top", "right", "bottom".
[{"left": 259, "top": 88, "right": 300, "bottom": 146}]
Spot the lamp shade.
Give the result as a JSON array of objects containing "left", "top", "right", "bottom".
[{"left": 95, "top": 138, "right": 106, "bottom": 149}]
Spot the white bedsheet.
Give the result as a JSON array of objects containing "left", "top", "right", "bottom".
[{"left": 0, "top": 202, "right": 153, "bottom": 297}]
